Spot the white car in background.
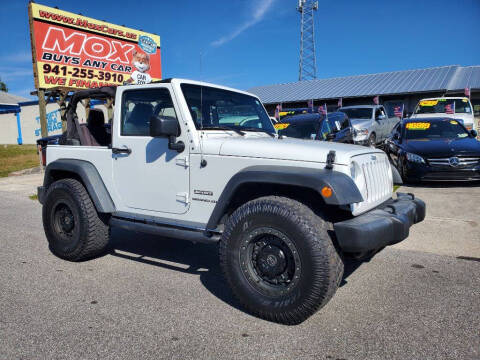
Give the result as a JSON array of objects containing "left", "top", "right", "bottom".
[
  {"left": 339, "top": 105, "right": 400, "bottom": 147},
  {"left": 411, "top": 97, "right": 475, "bottom": 131}
]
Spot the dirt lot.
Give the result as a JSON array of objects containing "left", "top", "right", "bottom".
[{"left": 0, "top": 175, "right": 478, "bottom": 360}]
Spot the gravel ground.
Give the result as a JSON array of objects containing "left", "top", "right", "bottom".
[{"left": 0, "top": 180, "right": 479, "bottom": 360}]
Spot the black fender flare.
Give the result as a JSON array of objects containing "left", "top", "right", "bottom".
[
  {"left": 390, "top": 162, "right": 403, "bottom": 185},
  {"left": 206, "top": 165, "right": 363, "bottom": 230},
  {"left": 43, "top": 159, "right": 115, "bottom": 213}
]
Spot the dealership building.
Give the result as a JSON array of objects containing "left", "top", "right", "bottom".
[
  {"left": 0, "top": 91, "right": 94, "bottom": 145},
  {"left": 248, "top": 65, "right": 480, "bottom": 121}
]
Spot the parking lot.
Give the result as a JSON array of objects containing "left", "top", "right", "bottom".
[{"left": 0, "top": 174, "right": 479, "bottom": 360}]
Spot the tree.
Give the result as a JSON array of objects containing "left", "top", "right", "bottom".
[{"left": 0, "top": 77, "right": 7, "bottom": 92}]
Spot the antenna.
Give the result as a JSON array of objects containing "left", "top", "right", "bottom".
[
  {"left": 199, "top": 51, "right": 206, "bottom": 167},
  {"left": 297, "top": 0, "right": 318, "bottom": 81}
]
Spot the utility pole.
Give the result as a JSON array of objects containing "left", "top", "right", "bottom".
[{"left": 297, "top": 0, "right": 318, "bottom": 81}]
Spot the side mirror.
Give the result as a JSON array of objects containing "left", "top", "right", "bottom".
[
  {"left": 150, "top": 115, "right": 179, "bottom": 137},
  {"left": 149, "top": 116, "right": 184, "bottom": 153},
  {"left": 376, "top": 114, "right": 386, "bottom": 120},
  {"left": 393, "top": 133, "right": 400, "bottom": 141},
  {"left": 470, "top": 130, "right": 478, "bottom": 137}
]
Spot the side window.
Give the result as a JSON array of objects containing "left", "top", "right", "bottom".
[
  {"left": 392, "top": 123, "right": 400, "bottom": 135},
  {"left": 375, "top": 108, "right": 382, "bottom": 119},
  {"left": 121, "top": 88, "right": 178, "bottom": 136},
  {"left": 320, "top": 120, "right": 333, "bottom": 140},
  {"left": 337, "top": 115, "right": 350, "bottom": 131}
]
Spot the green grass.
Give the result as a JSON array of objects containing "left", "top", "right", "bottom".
[
  {"left": 0, "top": 145, "right": 39, "bottom": 177},
  {"left": 393, "top": 185, "right": 400, "bottom": 192},
  {"left": 29, "top": 194, "right": 38, "bottom": 200}
]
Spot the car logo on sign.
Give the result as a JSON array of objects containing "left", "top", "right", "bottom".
[
  {"left": 371, "top": 155, "right": 377, "bottom": 161},
  {"left": 449, "top": 157, "right": 460, "bottom": 167}
]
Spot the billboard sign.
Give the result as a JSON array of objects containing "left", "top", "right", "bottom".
[{"left": 28, "top": 3, "right": 161, "bottom": 90}]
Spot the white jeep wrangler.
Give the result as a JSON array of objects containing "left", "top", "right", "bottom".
[{"left": 38, "top": 79, "right": 425, "bottom": 325}]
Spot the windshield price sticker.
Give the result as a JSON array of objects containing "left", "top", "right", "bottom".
[
  {"left": 419, "top": 100, "right": 438, "bottom": 106},
  {"left": 463, "top": 98, "right": 468, "bottom": 103},
  {"left": 274, "top": 123, "right": 290, "bottom": 130},
  {"left": 450, "top": 120, "right": 458, "bottom": 125},
  {"left": 406, "top": 122, "right": 431, "bottom": 130}
]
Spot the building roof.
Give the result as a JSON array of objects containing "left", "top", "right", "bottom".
[
  {"left": 248, "top": 65, "right": 480, "bottom": 104},
  {"left": 0, "top": 91, "right": 29, "bottom": 106}
]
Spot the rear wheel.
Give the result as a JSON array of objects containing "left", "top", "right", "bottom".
[
  {"left": 42, "top": 178, "right": 110, "bottom": 261},
  {"left": 219, "top": 196, "right": 344, "bottom": 325}
]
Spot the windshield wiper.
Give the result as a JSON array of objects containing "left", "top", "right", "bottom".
[
  {"left": 241, "top": 127, "right": 276, "bottom": 137},
  {"left": 201, "top": 125, "right": 245, "bottom": 135}
]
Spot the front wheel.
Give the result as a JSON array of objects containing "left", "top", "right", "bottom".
[
  {"left": 42, "top": 178, "right": 110, "bottom": 261},
  {"left": 368, "top": 133, "right": 376, "bottom": 148},
  {"left": 219, "top": 196, "right": 344, "bottom": 325}
]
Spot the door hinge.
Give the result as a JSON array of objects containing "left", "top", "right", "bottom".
[
  {"left": 176, "top": 157, "right": 189, "bottom": 168},
  {"left": 176, "top": 192, "right": 189, "bottom": 204}
]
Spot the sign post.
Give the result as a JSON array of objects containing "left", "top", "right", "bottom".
[{"left": 37, "top": 89, "right": 48, "bottom": 138}]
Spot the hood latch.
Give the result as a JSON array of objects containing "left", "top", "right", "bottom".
[{"left": 326, "top": 150, "right": 336, "bottom": 170}]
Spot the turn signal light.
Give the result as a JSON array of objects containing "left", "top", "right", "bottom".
[{"left": 321, "top": 186, "right": 333, "bottom": 198}]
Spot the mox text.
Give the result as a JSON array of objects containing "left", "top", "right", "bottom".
[{"left": 41, "top": 27, "right": 135, "bottom": 72}]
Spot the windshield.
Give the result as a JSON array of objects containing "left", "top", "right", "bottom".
[
  {"left": 339, "top": 108, "right": 372, "bottom": 119},
  {"left": 181, "top": 84, "right": 275, "bottom": 132},
  {"left": 415, "top": 98, "right": 472, "bottom": 114},
  {"left": 404, "top": 119, "right": 471, "bottom": 140}
]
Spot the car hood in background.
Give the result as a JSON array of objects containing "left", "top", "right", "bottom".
[
  {"left": 350, "top": 119, "right": 372, "bottom": 129},
  {"left": 402, "top": 137, "right": 480, "bottom": 158}
]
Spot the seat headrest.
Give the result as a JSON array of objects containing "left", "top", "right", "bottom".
[
  {"left": 129, "top": 103, "right": 154, "bottom": 125},
  {"left": 87, "top": 109, "right": 105, "bottom": 127}
]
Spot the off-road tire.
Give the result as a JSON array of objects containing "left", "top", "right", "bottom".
[
  {"left": 219, "top": 196, "right": 344, "bottom": 325},
  {"left": 42, "top": 178, "right": 110, "bottom": 261}
]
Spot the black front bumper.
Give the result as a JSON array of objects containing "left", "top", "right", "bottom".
[
  {"left": 404, "top": 162, "right": 480, "bottom": 181},
  {"left": 334, "top": 193, "right": 426, "bottom": 253}
]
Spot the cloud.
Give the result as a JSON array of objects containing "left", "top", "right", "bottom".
[
  {"left": 211, "top": 0, "right": 276, "bottom": 47},
  {"left": 0, "top": 67, "right": 33, "bottom": 81},
  {"left": 0, "top": 52, "right": 33, "bottom": 63}
]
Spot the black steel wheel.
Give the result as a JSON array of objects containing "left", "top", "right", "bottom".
[
  {"left": 239, "top": 227, "right": 302, "bottom": 297},
  {"left": 219, "top": 196, "right": 344, "bottom": 325},
  {"left": 52, "top": 202, "right": 77, "bottom": 242}
]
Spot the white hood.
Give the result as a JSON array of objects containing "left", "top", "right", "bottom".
[{"left": 199, "top": 133, "right": 382, "bottom": 165}]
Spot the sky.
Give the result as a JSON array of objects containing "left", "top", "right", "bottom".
[{"left": 0, "top": 0, "right": 479, "bottom": 99}]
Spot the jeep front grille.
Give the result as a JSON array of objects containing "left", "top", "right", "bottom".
[
  {"left": 362, "top": 157, "right": 392, "bottom": 203},
  {"left": 427, "top": 157, "right": 480, "bottom": 167},
  {"left": 351, "top": 153, "right": 393, "bottom": 216}
]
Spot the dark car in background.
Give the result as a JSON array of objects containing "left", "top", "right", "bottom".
[
  {"left": 274, "top": 112, "right": 354, "bottom": 143},
  {"left": 385, "top": 117, "right": 480, "bottom": 182}
]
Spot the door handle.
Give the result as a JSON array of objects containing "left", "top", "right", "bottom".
[{"left": 112, "top": 147, "right": 132, "bottom": 155}]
